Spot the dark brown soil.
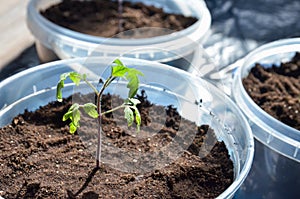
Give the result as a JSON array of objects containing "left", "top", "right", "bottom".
[
  {"left": 0, "top": 92, "right": 233, "bottom": 199},
  {"left": 40, "top": 0, "right": 198, "bottom": 38},
  {"left": 243, "top": 52, "right": 300, "bottom": 130}
]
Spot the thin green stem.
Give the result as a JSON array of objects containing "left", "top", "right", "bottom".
[
  {"left": 101, "top": 104, "right": 125, "bottom": 116},
  {"left": 95, "top": 95, "right": 102, "bottom": 168},
  {"left": 83, "top": 79, "right": 99, "bottom": 95},
  {"left": 98, "top": 76, "right": 116, "bottom": 97},
  {"left": 95, "top": 75, "right": 115, "bottom": 168}
]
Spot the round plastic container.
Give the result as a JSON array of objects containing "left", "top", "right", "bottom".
[
  {"left": 0, "top": 57, "right": 253, "bottom": 198},
  {"left": 232, "top": 38, "right": 300, "bottom": 198},
  {"left": 26, "top": 0, "right": 211, "bottom": 69}
]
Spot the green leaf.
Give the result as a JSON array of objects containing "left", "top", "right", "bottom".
[
  {"left": 112, "top": 59, "right": 128, "bottom": 77},
  {"left": 62, "top": 111, "right": 72, "bottom": 122},
  {"left": 111, "top": 59, "right": 144, "bottom": 98},
  {"left": 73, "top": 109, "right": 81, "bottom": 127},
  {"left": 56, "top": 72, "right": 83, "bottom": 102},
  {"left": 111, "top": 65, "right": 129, "bottom": 77},
  {"left": 60, "top": 73, "right": 69, "bottom": 81},
  {"left": 126, "top": 68, "right": 144, "bottom": 98},
  {"left": 57, "top": 73, "right": 70, "bottom": 101},
  {"left": 124, "top": 106, "right": 134, "bottom": 127},
  {"left": 56, "top": 79, "right": 64, "bottom": 102},
  {"left": 63, "top": 104, "right": 79, "bottom": 121},
  {"left": 83, "top": 103, "right": 99, "bottom": 118},
  {"left": 62, "top": 103, "right": 81, "bottom": 134},
  {"left": 69, "top": 122, "right": 77, "bottom": 134},
  {"left": 69, "top": 72, "right": 82, "bottom": 86},
  {"left": 132, "top": 106, "right": 141, "bottom": 131},
  {"left": 128, "top": 98, "right": 140, "bottom": 106},
  {"left": 113, "top": 59, "right": 124, "bottom": 66}
]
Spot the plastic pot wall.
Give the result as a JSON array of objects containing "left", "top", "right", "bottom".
[
  {"left": 26, "top": 0, "right": 211, "bottom": 71},
  {"left": 0, "top": 57, "right": 253, "bottom": 198},
  {"left": 232, "top": 38, "right": 300, "bottom": 198}
]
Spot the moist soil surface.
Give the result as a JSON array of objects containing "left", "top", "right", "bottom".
[
  {"left": 40, "top": 0, "right": 198, "bottom": 38},
  {"left": 0, "top": 92, "right": 234, "bottom": 199},
  {"left": 243, "top": 52, "right": 300, "bottom": 130}
]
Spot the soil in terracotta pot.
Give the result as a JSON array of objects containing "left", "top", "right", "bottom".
[
  {"left": 0, "top": 92, "right": 234, "bottom": 198},
  {"left": 40, "top": 0, "right": 198, "bottom": 38},
  {"left": 243, "top": 52, "right": 300, "bottom": 130}
]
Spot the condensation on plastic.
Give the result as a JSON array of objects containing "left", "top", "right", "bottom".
[
  {"left": 0, "top": 57, "right": 253, "bottom": 199},
  {"left": 26, "top": 0, "right": 211, "bottom": 66}
]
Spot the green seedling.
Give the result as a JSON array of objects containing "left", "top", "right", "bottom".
[{"left": 56, "top": 59, "right": 144, "bottom": 167}]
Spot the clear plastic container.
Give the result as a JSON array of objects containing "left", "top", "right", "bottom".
[
  {"left": 26, "top": 0, "right": 211, "bottom": 70},
  {"left": 232, "top": 38, "right": 300, "bottom": 198},
  {"left": 0, "top": 57, "right": 253, "bottom": 198}
]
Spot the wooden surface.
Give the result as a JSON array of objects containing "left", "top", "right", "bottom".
[{"left": 0, "top": 0, "right": 34, "bottom": 70}]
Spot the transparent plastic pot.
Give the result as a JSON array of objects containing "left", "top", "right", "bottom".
[
  {"left": 232, "top": 38, "right": 300, "bottom": 198},
  {"left": 0, "top": 57, "right": 253, "bottom": 198},
  {"left": 26, "top": 0, "right": 211, "bottom": 70}
]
